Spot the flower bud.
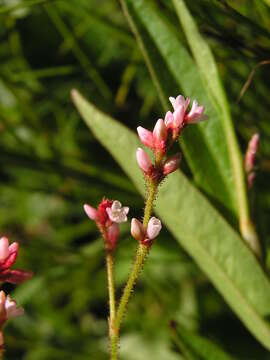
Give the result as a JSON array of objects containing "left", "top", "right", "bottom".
[
  {"left": 147, "top": 217, "right": 162, "bottom": 240},
  {"left": 164, "top": 111, "right": 174, "bottom": 128},
  {"left": 107, "top": 223, "right": 120, "bottom": 251},
  {"left": 136, "top": 148, "right": 152, "bottom": 174},
  {"left": 163, "top": 153, "right": 181, "bottom": 175},
  {"left": 84, "top": 204, "right": 98, "bottom": 221},
  {"left": 131, "top": 218, "right": 145, "bottom": 242},
  {"left": 185, "top": 99, "right": 206, "bottom": 123},
  {"left": 153, "top": 119, "right": 167, "bottom": 143},
  {"left": 245, "top": 133, "right": 259, "bottom": 174},
  {"left": 0, "top": 238, "right": 9, "bottom": 262},
  {"left": 137, "top": 127, "right": 154, "bottom": 148}
]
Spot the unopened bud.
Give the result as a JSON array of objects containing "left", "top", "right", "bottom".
[
  {"left": 84, "top": 204, "right": 98, "bottom": 221},
  {"left": 147, "top": 217, "right": 162, "bottom": 240},
  {"left": 163, "top": 153, "right": 181, "bottom": 175},
  {"left": 0, "top": 238, "right": 9, "bottom": 262},
  {"left": 137, "top": 127, "right": 154, "bottom": 148},
  {"left": 245, "top": 133, "right": 259, "bottom": 174},
  {"left": 107, "top": 223, "right": 120, "bottom": 251},
  {"left": 153, "top": 119, "right": 167, "bottom": 143},
  {"left": 136, "top": 148, "right": 152, "bottom": 174},
  {"left": 131, "top": 218, "right": 145, "bottom": 242}
]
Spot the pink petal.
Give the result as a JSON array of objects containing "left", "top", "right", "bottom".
[{"left": 0, "top": 269, "right": 33, "bottom": 284}]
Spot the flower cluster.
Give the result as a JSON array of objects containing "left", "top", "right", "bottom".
[
  {"left": 0, "top": 237, "right": 32, "bottom": 351},
  {"left": 136, "top": 95, "right": 206, "bottom": 180},
  {"left": 84, "top": 199, "right": 129, "bottom": 251},
  {"left": 245, "top": 133, "right": 259, "bottom": 189},
  {"left": 0, "top": 237, "right": 33, "bottom": 284}
]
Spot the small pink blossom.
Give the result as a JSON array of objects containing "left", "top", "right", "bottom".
[
  {"left": 185, "top": 99, "right": 206, "bottom": 123},
  {"left": 0, "top": 291, "right": 24, "bottom": 327},
  {"left": 136, "top": 148, "right": 152, "bottom": 174},
  {"left": 0, "top": 237, "right": 33, "bottom": 285},
  {"left": 147, "top": 217, "right": 162, "bottom": 240},
  {"left": 163, "top": 153, "right": 181, "bottom": 175},
  {"left": 131, "top": 218, "right": 145, "bottom": 242},
  {"left": 106, "top": 201, "right": 129, "bottom": 223},
  {"left": 84, "top": 198, "right": 128, "bottom": 251},
  {"left": 169, "top": 95, "right": 190, "bottom": 112}
]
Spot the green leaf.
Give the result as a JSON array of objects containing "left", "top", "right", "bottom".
[
  {"left": 172, "top": 0, "right": 257, "bottom": 257},
  {"left": 120, "top": 0, "right": 238, "bottom": 217},
  {"left": 72, "top": 89, "right": 270, "bottom": 350},
  {"left": 171, "top": 324, "right": 236, "bottom": 360}
]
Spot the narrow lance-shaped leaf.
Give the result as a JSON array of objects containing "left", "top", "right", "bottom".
[
  {"left": 120, "top": 0, "right": 237, "bottom": 218},
  {"left": 170, "top": 323, "right": 237, "bottom": 360},
  {"left": 72, "top": 90, "right": 270, "bottom": 350},
  {"left": 172, "top": 0, "right": 260, "bottom": 256}
]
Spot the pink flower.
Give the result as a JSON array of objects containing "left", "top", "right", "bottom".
[
  {"left": 169, "top": 95, "right": 190, "bottom": 112},
  {"left": 0, "top": 291, "right": 24, "bottom": 330},
  {"left": 185, "top": 99, "right": 206, "bottom": 123},
  {"left": 84, "top": 198, "right": 129, "bottom": 251},
  {"left": 106, "top": 201, "right": 129, "bottom": 223},
  {"left": 137, "top": 119, "right": 167, "bottom": 154},
  {"left": 136, "top": 148, "right": 152, "bottom": 174},
  {"left": 163, "top": 153, "right": 181, "bottom": 175},
  {"left": 0, "top": 237, "right": 33, "bottom": 285}
]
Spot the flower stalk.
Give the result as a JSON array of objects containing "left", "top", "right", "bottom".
[{"left": 110, "top": 180, "right": 158, "bottom": 360}]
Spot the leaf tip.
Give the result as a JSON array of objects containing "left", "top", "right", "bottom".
[{"left": 71, "top": 88, "right": 80, "bottom": 104}]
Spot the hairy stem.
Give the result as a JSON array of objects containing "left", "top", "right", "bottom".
[
  {"left": 110, "top": 179, "right": 157, "bottom": 359},
  {"left": 106, "top": 251, "right": 117, "bottom": 359}
]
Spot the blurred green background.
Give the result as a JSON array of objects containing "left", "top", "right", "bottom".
[{"left": 1, "top": 0, "right": 270, "bottom": 359}]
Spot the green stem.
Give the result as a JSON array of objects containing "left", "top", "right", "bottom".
[
  {"left": 106, "top": 251, "right": 117, "bottom": 359},
  {"left": 110, "top": 179, "right": 157, "bottom": 359}
]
